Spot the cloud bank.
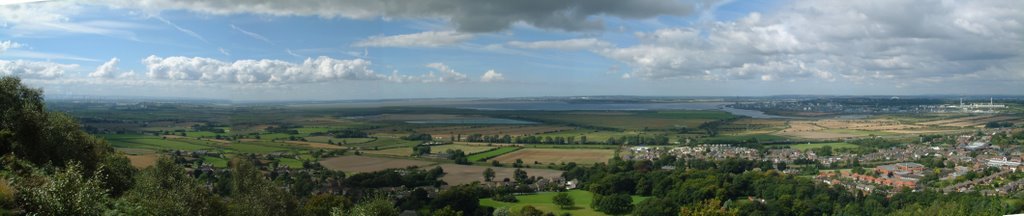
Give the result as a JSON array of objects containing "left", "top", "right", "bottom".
[{"left": 601, "top": 0, "right": 1023, "bottom": 84}]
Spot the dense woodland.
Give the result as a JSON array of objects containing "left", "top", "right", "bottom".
[{"left": 2, "top": 76, "right": 1022, "bottom": 215}]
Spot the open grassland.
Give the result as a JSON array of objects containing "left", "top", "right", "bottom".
[
  {"left": 918, "top": 115, "right": 996, "bottom": 126},
  {"left": 941, "top": 115, "right": 1020, "bottom": 127},
  {"left": 218, "top": 141, "right": 295, "bottom": 153},
  {"left": 347, "top": 137, "right": 422, "bottom": 150},
  {"left": 319, "top": 155, "right": 436, "bottom": 173},
  {"left": 368, "top": 144, "right": 496, "bottom": 156},
  {"left": 786, "top": 142, "right": 860, "bottom": 150},
  {"left": 700, "top": 134, "right": 790, "bottom": 144},
  {"left": 540, "top": 129, "right": 639, "bottom": 142},
  {"left": 303, "top": 136, "right": 375, "bottom": 144},
  {"left": 103, "top": 134, "right": 213, "bottom": 151},
  {"left": 277, "top": 158, "right": 305, "bottom": 169},
  {"left": 491, "top": 148, "right": 615, "bottom": 165},
  {"left": 203, "top": 156, "right": 229, "bottom": 168},
  {"left": 430, "top": 164, "right": 563, "bottom": 185},
  {"left": 480, "top": 190, "right": 647, "bottom": 216},
  {"left": 814, "top": 119, "right": 923, "bottom": 130},
  {"left": 775, "top": 120, "right": 903, "bottom": 140},
  {"left": 104, "top": 133, "right": 316, "bottom": 154},
  {"left": 283, "top": 140, "right": 346, "bottom": 149},
  {"left": 467, "top": 147, "right": 521, "bottom": 162},
  {"left": 417, "top": 125, "right": 574, "bottom": 140}
]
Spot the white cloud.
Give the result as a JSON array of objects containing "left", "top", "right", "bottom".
[
  {"left": 142, "top": 55, "right": 385, "bottom": 84},
  {"left": 0, "top": 40, "right": 23, "bottom": 52},
  {"left": 0, "top": 1, "right": 141, "bottom": 38},
  {"left": 0, "top": 59, "right": 77, "bottom": 79},
  {"left": 100, "top": 0, "right": 699, "bottom": 32},
  {"left": 423, "top": 63, "right": 468, "bottom": 83},
  {"left": 598, "top": 0, "right": 1023, "bottom": 85},
  {"left": 218, "top": 48, "right": 230, "bottom": 56},
  {"left": 480, "top": 70, "right": 504, "bottom": 82},
  {"left": 507, "top": 38, "right": 612, "bottom": 50},
  {"left": 354, "top": 31, "right": 473, "bottom": 48},
  {"left": 89, "top": 58, "right": 118, "bottom": 78},
  {"left": 89, "top": 57, "right": 134, "bottom": 79}
]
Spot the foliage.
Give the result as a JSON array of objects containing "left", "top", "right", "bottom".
[
  {"left": 345, "top": 195, "right": 399, "bottom": 216},
  {"left": 633, "top": 197, "right": 677, "bottom": 216},
  {"left": 591, "top": 193, "right": 633, "bottom": 215},
  {"left": 15, "top": 163, "right": 111, "bottom": 215},
  {"left": 678, "top": 199, "right": 737, "bottom": 216},
  {"left": 116, "top": 158, "right": 225, "bottom": 215},
  {"left": 483, "top": 168, "right": 496, "bottom": 182},
  {"left": 301, "top": 194, "right": 352, "bottom": 216},
  {"left": 552, "top": 192, "right": 575, "bottom": 209},
  {"left": 227, "top": 159, "right": 298, "bottom": 216},
  {"left": 432, "top": 205, "right": 462, "bottom": 216}
]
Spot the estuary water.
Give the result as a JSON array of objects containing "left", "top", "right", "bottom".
[{"left": 433, "top": 101, "right": 793, "bottom": 119}]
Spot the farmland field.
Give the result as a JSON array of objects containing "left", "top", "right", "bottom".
[
  {"left": 103, "top": 134, "right": 213, "bottom": 151},
  {"left": 319, "top": 155, "right": 436, "bottom": 173},
  {"left": 347, "top": 137, "right": 423, "bottom": 150},
  {"left": 126, "top": 154, "right": 159, "bottom": 168},
  {"left": 467, "top": 147, "right": 521, "bottom": 162},
  {"left": 786, "top": 142, "right": 860, "bottom": 150},
  {"left": 479, "top": 190, "right": 647, "bottom": 216},
  {"left": 368, "top": 144, "right": 496, "bottom": 156},
  {"left": 491, "top": 148, "right": 615, "bottom": 165},
  {"left": 303, "top": 136, "right": 375, "bottom": 144},
  {"left": 430, "top": 164, "right": 563, "bottom": 185}
]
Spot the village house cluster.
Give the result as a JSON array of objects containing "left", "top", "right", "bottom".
[{"left": 629, "top": 129, "right": 1024, "bottom": 195}]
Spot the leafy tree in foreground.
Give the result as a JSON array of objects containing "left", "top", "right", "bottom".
[
  {"left": 678, "top": 199, "right": 737, "bottom": 216},
  {"left": 15, "top": 162, "right": 110, "bottom": 216},
  {"left": 228, "top": 159, "right": 297, "bottom": 216},
  {"left": 592, "top": 194, "right": 633, "bottom": 215},
  {"left": 342, "top": 195, "right": 399, "bottom": 216},
  {"left": 115, "top": 158, "right": 225, "bottom": 215},
  {"left": 552, "top": 192, "right": 575, "bottom": 209},
  {"left": 632, "top": 197, "right": 677, "bottom": 216},
  {"left": 432, "top": 205, "right": 462, "bottom": 216}
]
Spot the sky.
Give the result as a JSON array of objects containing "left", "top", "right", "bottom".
[{"left": 0, "top": 0, "right": 1021, "bottom": 100}]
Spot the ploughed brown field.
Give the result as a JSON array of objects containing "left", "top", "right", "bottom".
[{"left": 126, "top": 154, "right": 159, "bottom": 168}]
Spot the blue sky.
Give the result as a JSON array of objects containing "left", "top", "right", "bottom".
[{"left": 1, "top": 0, "right": 1021, "bottom": 100}]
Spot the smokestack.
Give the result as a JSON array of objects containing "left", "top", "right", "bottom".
[{"left": 991, "top": 97, "right": 993, "bottom": 105}]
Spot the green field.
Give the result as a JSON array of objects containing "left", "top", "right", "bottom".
[
  {"left": 468, "top": 147, "right": 521, "bottom": 162},
  {"left": 103, "top": 134, "right": 213, "bottom": 151},
  {"left": 348, "top": 137, "right": 422, "bottom": 150},
  {"left": 699, "top": 134, "right": 790, "bottom": 144},
  {"left": 787, "top": 142, "right": 860, "bottom": 150},
  {"left": 541, "top": 129, "right": 639, "bottom": 142},
  {"left": 304, "top": 136, "right": 375, "bottom": 144},
  {"left": 518, "top": 110, "right": 733, "bottom": 130},
  {"left": 822, "top": 129, "right": 896, "bottom": 136},
  {"left": 183, "top": 131, "right": 226, "bottom": 138},
  {"left": 479, "top": 190, "right": 647, "bottom": 216},
  {"left": 202, "top": 156, "right": 229, "bottom": 168},
  {"left": 277, "top": 158, "right": 305, "bottom": 169},
  {"left": 258, "top": 133, "right": 300, "bottom": 140},
  {"left": 222, "top": 141, "right": 296, "bottom": 153}
]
